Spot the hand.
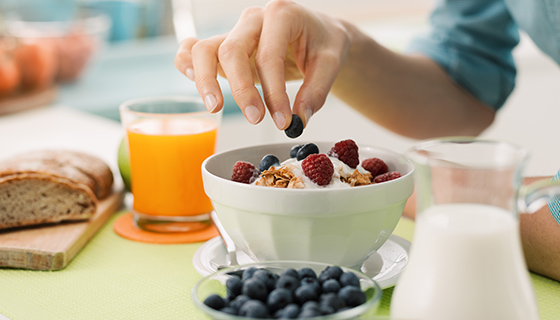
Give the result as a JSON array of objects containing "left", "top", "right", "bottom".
[{"left": 174, "top": 0, "right": 352, "bottom": 130}]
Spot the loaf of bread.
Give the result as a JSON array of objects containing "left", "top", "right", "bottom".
[{"left": 0, "top": 150, "right": 114, "bottom": 230}]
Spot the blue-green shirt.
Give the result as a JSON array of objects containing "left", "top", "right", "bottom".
[
  {"left": 408, "top": 0, "right": 560, "bottom": 225},
  {"left": 407, "top": 0, "right": 559, "bottom": 110}
]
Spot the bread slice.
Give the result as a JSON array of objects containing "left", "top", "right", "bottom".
[
  {"left": 0, "top": 150, "right": 114, "bottom": 230},
  {"left": 0, "top": 174, "right": 97, "bottom": 229}
]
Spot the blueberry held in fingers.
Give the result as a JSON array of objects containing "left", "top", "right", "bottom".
[{"left": 284, "top": 114, "right": 304, "bottom": 138}]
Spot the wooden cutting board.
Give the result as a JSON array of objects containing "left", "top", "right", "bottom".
[{"left": 0, "top": 186, "right": 125, "bottom": 271}]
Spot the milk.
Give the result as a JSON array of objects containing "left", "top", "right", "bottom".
[{"left": 391, "top": 203, "right": 538, "bottom": 320}]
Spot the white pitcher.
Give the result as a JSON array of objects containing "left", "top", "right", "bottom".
[{"left": 391, "top": 137, "right": 559, "bottom": 320}]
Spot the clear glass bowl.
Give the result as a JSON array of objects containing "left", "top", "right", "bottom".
[
  {"left": 2, "top": 9, "right": 111, "bottom": 83},
  {"left": 192, "top": 261, "right": 382, "bottom": 320}
]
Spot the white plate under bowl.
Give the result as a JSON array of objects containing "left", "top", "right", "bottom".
[{"left": 192, "top": 234, "right": 410, "bottom": 289}]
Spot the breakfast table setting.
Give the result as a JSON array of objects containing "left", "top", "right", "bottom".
[
  {"left": 0, "top": 101, "right": 559, "bottom": 320},
  {"left": 1, "top": 12, "right": 560, "bottom": 318}
]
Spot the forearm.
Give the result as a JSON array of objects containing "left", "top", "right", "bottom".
[
  {"left": 331, "top": 22, "right": 495, "bottom": 139},
  {"left": 520, "top": 176, "right": 560, "bottom": 281}
]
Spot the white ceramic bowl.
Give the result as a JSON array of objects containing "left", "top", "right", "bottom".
[{"left": 202, "top": 142, "right": 414, "bottom": 268}]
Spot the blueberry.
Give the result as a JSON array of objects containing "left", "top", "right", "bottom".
[
  {"left": 301, "top": 301, "right": 320, "bottom": 311},
  {"left": 298, "top": 307, "right": 322, "bottom": 318},
  {"left": 281, "top": 268, "right": 299, "bottom": 279},
  {"left": 294, "top": 284, "right": 318, "bottom": 305},
  {"left": 203, "top": 294, "right": 226, "bottom": 310},
  {"left": 219, "top": 307, "right": 238, "bottom": 315},
  {"left": 225, "top": 292, "right": 236, "bottom": 304},
  {"left": 296, "top": 143, "right": 319, "bottom": 161},
  {"left": 267, "top": 288, "right": 293, "bottom": 313},
  {"left": 225, "top": 270, "right": 245, "bottom": 278},
  {"left": 318, "top": 266, "right": 343, "bottom": 283},
  {"left": 277, "top": 303, "right": 300, "bottom": 319},
  {"left": 300, "top": 277, "right": 321, "bottom": 296},
  {"left": 253, "top": 269, "right": 278, "bottom": 291},
  {"left": 290, "top": 145, "right": 303, "bottom": 158},
  {"left": 284, "top": 114, "right": 304, "bottom": 138},
  {"left": 319, "top": 304, "right": 336, "bottom": 315},
  {"left": 259, "top": 154, "right": 280, "bottom": 173},
  {"left": 242, "top": 267, "right": 259, "bottom": 281},
  {"left": 242, "top": 278, "right": 268, "bottom": 301},
  {"left": 322, "top": 279, "right": 341, "bottom": 294},
  {"left": 338, "top": 286, "right": 366, "bottom": 307},
  {"left": 230, "top": 295, "right": 251, "bottom": 310},
  {"left": 239, "top": 300, "right": 269, "bottom": 318},
  {"left": 319, "top": 292, "right": 344, "bottom": 311},
  {"left": 298, "top": 267, "right": 317, "bottom": 280},
  {"left": 276, "top": 275, "right": 300, "bottom": 292},
  {"left": 226, "top": 276, "right": 243, "bottom": 297},
  {"left": 339, "top": 271, "right": 360, "bottom": 288}
]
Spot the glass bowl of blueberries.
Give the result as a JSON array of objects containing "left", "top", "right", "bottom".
[{"left": 192, "top": 261, "right": 382, "bottom": 319}]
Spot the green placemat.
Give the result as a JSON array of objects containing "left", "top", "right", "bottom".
[{"left": 0, "top": 213, "right": 558, "bottom": 319}]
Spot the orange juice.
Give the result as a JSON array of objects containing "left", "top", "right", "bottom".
[{"left": 127, "top": 117, "right": 218, "bottom": 216}]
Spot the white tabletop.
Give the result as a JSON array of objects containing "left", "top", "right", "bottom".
[{"left": 0, "top": 106, "right": 123, "bottom": 170}]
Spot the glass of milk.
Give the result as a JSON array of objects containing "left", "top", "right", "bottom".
[{"left": 391, "top": 137, "right": 560, "bottom": 320}]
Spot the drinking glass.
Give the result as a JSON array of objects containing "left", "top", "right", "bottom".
[
  {"left": 391, "top": 137, "right": 560, "bottom": 320},
  {"left": 120, "top": 96, "right": 222, "bottom": 233}
]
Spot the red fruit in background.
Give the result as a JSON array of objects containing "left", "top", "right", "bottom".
[
  {"left": 231, "top": 161, "right": 259, "bottom": 184},
  {"left": 302, "top": 154, "right": 334, "bottom": 186},
  {"left": 55, "top": 31, "right": 96, "bottom": 82},
  {"left": 328, "top": 139, "right": 359, "bottom": 169},
  {"left": 14, "top": 38, "right": 58, "bottom": 90},
  {"left": 373, "top": 171, "right": 402, "bottom": 183},
  {"left": 361, "top": 158, "right": 388, "bottom": 177},
  {"left": 0, "top": 48, "right": 20, "bottom": 96}
]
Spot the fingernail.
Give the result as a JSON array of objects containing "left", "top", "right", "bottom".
[
  {"left": 273, "top": 112, "right": 286, "bottom": 129},
  {"left": 204, "top": 94, "right": 218, "bottom": 112},
  {"left": 185, "top": 68, "right": 195, "bottom": 81},
  {"left": 304, "top": 107, "right": 313, "bottom": 125},
  {"left": 244, "top": 105, "right": 261, "bottom": 124}
]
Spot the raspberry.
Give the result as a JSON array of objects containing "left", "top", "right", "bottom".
[
  {"left": 231, "top": 161, "right": 259, "bottom": 184},
  {"left": 373, "top": 171, "right": 402, "bottom": 183},
  {"left": 361, "top": 158, "right": 388, "bottom": 176},
  {"left": 328, "top": 139, "right": 359, "bottom": 168},
  {"left": 301, "top": 154, "right": 334, "bottom": 186}
]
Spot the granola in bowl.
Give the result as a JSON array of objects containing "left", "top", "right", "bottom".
[{"left": 231, "top": 139, "right": 402, "bottom": 189}]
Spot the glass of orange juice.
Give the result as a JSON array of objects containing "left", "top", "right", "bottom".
[{"left": 119, "top": 96, "right": 222, "bottom": 233}]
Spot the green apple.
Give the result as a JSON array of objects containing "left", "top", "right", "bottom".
[{"left": 117, "top": 137, "right": 132, "bottom": 192}]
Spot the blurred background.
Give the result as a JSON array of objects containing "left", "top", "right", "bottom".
[
  {"left": 0, "top": 0, "right": 559, "bottom": 175},
  {"left": 0, "top": 0, "right": 433, "bottom": 120}
]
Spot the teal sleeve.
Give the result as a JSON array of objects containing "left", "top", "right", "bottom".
[
  {"left": 406, "top": 0, "right": 520, "bottom": 110},
  {"left": 548, "top": 170, "right": 560, "bottom": 226}
]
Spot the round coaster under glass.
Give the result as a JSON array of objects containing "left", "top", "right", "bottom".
[{"left": 114, "top": 212, "right": 219, "bottom": 244}]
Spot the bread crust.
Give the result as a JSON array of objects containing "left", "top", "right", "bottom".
[
  {"left": 0, "top": 150, "right": 113, "bottom": 199},
  {"left": 0, "top": 150, "right": 113, "bottom": 230}
]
